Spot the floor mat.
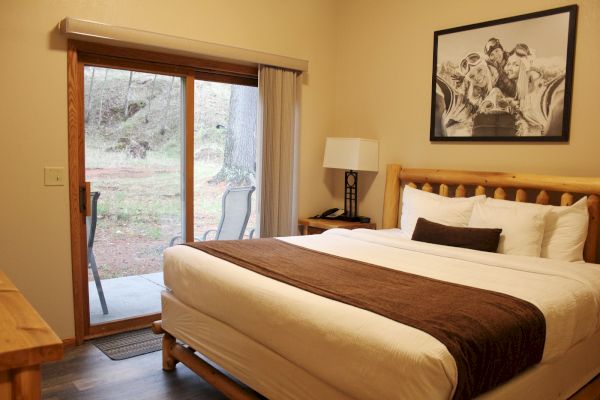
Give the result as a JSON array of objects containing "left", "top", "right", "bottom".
[{"left": 92, "top": 328, "right": 162, "bottom": 360}]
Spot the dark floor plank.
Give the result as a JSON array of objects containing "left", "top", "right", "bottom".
[
  {"left": 42, "top": 342, "right": 600, "bottom": 399},
  {"left": 42, "top": 343, "right": 227, "bottom": 400}
]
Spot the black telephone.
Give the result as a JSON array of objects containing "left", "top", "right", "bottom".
[{"left": 312, "top": 208, "right": 345, "bottom": 219}]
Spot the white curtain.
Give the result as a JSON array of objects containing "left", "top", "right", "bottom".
[{"left": 257, "top": 65, "right": 301, "bottom": 237}]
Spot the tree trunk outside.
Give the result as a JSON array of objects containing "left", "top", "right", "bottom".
[
  {"left": 145, "top": 74, "right": 157, "bottom": 123},
  {"left": 160, "top": 76, "right": 175, "bottom": 134},
  {"left": 85, "top": 67, "right": 95, "bottom": 123},
  {"left": 123, "top": 71, "right": 133, "bottom": 118},
  {"left": 230, "top": 85, "right": 257, "bottom": 173},
  {"left": 209, "top": 85, "right": 257, "bottom": 185},
  {"left": 96, "top": 68, "right": 109, "bottom": 127}
]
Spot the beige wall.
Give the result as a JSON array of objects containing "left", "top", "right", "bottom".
[
  {"left": 332, "top": 0, "right": 600, "bottom": 227},
  {"left": 0, "top": 0, "right": 337, "bottom": 338},
  {"left": 1, "top": 0, "right": 598, "bottom": 339}
]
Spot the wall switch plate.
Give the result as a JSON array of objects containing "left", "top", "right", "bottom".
[{"left": 44, "top": 167, "right": 65, "bottom": 186}]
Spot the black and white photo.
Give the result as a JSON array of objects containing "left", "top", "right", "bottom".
[{"left": 430, "top": 5, "right": 577, "bottom": 141}]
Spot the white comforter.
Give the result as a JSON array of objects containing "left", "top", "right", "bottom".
[{"left": 163, "top": 229, "right": 600, "bottom": 400}]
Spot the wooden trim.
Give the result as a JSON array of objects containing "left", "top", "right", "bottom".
[
  {"left": 383, "top": 165, "right": 600, "bottom": 263},
  {"left": 399, "top": 168, "right": 600, "bottom": 194},
  {"left": 78, "top": 52, "right": 191, "bottom": 78},
  {"left": 185, "top": 75, "right": 194, "bottom": 242},
  {"left": 584, "top": 195, "right": 599, "bottom": 263},
  {"left": 382, "top": 164, "right": 402, "bottom": 229},
  {"left": 569, "top": 373, "right": 600, "bottom": 400},
  {"left": 62, "top": 337, "right": 77, "bottom": 349},
  {"left": 195, "top": 71, "right": 257, "bottom": 87},
  {"left": 78, "top": 49, "right": 258, "bottom": 88},
  {"left": 85, "top": 313, "right": 161, "bottom": 340},
  {"left": 71, "top": 40, "right": 258, "bottom": 79},
  {"left": 67, "top": 42, "right": 87, "bottom": 345}
]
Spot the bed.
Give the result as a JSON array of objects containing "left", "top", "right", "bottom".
[{"left": 153, "top": 165, "right": 600, "bottom": 400}]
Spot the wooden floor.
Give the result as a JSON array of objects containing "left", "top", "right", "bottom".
[
  {"left": 41, "top": 343, "right": 227, "bottom": 400},
  {"left": 42, "top": 342, "right": 600, "bottom": 400}
]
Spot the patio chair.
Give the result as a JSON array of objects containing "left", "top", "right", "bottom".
[
  {"left": 169, "top": 186, "right": 255, "bottom": 246},
  {"left": 87, "top": 191, "right": 108, "bottom": 315}
]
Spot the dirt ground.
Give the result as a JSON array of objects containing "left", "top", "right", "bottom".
[{"left": 88, "top": 164, "right": 249, "bottom": 279}]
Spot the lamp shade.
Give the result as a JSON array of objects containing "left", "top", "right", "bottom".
[{"left": 323, "top": 137, "right": 379, "bottom": 172}]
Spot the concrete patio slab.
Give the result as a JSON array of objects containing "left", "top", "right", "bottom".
[
  {"left": 141, "top": 272, "right": 165, "bottom": 287},
  {"left": 89, "top": 272, "right": 165, "bottom": 325}
]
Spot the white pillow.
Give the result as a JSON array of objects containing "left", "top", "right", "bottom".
[
  {"left": 400, "top": 186, "right": 485, "bottom": 237},
  {"left": 468, "top": 200, "right": 549, "bottom": 257},
  {"left": 484, "top": 197, "right": 589, "bottom": 262}
]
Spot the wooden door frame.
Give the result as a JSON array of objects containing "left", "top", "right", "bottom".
[
  {"left": 67, "top": 43, "right": 192, "bottom": 342},
  {"left": 67, "top": 41, "right": 87, "bottom": 344},
  {"left": 67, "top": 40, "right": 257, "bottom": 343}
]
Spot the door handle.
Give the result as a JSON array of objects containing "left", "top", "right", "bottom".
[{"left": 80, "top": 182, "right": 91, "bottom": 216}]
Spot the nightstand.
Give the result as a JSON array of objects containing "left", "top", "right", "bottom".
[{"left": 298, "top": 218, "right": 376, "bottom": 235}]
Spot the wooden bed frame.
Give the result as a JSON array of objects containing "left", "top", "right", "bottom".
[
  {"left": 382, "top": 165, "right": 600, "bottom": 263},
  {"left": 154, "top": 164, "right": 600, "bottom": 400}
]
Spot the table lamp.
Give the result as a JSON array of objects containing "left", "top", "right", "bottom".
[{"left": 323, "top": 137, "right": 379, "bottom": 222}]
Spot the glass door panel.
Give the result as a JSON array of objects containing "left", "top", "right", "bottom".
[
  {"left": 83, "top": 66, "right": 184, "bottom": 324},
  {"left": 193, "top": 80, "right": 258, "bottom": 241}
]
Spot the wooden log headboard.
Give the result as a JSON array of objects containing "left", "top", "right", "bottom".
[{"left": 382, "top": 164, "right": 600, "bottom": 263}]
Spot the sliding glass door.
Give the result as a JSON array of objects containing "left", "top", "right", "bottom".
[
  {"left": 68, "top": 43, "right": 260, "bottom": 340},
  {"left": 83, "top": 66, "right": 184, "bottom": 325}
]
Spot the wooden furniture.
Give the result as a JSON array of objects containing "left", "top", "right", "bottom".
[
  {"left": 0, "top": 271, "right": 63, "bottom": 400},
  {"left": 155, "top": 164, "right": 600, "bottom": 400},
  {"left": 382, "top": 165, "right": 600, "bottom": 263},
  {"left": 298, "top": 218, "right": 376, "bottom": 235},
  {"left": 152, "top": 321, "right": 260, "bottom": 400}
]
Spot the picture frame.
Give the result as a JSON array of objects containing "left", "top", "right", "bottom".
[{"left": 430, "top": 5, "right": 577, "bottom": 142}]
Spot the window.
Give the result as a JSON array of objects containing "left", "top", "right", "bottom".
[{"left": 68, "top": 41, "right": 259, "bottom": 338}]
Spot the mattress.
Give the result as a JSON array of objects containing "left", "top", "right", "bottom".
[
  {"left": 163, "top": 228, "right": 600, "bottom": 400},
  {"left": 161, "top": 292, "right": 600, "bottom": 400}
]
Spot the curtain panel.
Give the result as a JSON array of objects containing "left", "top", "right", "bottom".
[{"left": 257, "top": 66, "right": 301, "bottom": 237}]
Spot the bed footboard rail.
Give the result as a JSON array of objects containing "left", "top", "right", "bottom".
[{"left": 152, "top": 320, "right": 262, "bottom": 400}]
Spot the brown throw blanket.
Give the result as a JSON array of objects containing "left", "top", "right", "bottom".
[{"left": 186, "top": 238, "right": 546, "bottom": 400}]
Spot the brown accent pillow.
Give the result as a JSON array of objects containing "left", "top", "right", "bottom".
[{"left": 411, "top": 218, "right": 502, "bottom": 253}]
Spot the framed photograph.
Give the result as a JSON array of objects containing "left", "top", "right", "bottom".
[{"left": 430, "top": 5, "right": 577, "bottom": 141}]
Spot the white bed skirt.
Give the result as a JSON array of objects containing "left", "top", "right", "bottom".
[{"left": 162, "top": 290, "right": 600, "bottom": 400}]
